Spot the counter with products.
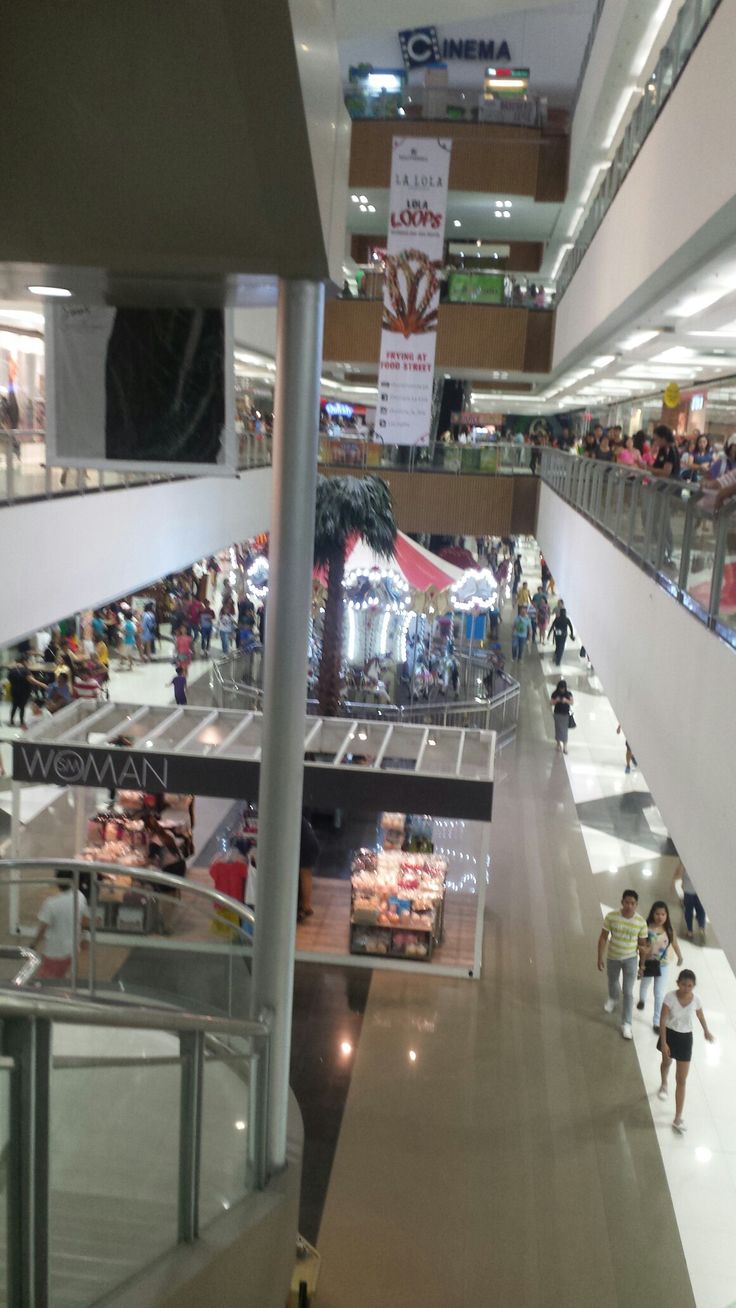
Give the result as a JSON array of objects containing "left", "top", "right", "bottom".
[
  {"left": 350, "top": 845, "right": 447, "bottom": 962},
  {"left": 79, "top": 790, "right": 195, "bottom": 933}
]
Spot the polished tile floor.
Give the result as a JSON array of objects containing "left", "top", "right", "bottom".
[{"left": 313, "top": 544, "right": 736, "bottom": 1308}]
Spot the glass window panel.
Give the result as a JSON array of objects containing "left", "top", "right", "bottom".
[
  {"left": 49, "top": 1032, "right": 181, "bottom": 1308},
  {"left": 199, "top": 1053, "right": 252, "bottom": 1227}
]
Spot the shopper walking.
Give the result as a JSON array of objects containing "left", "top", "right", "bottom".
[
  {"left": 140, "top": 604, "right": 157, "bottom": 662},
  {"left": 199, "top": 603, "right": 214, "bottom": 657},
  {"left": 121, "top": 613, "right": 138, "bottom": 670},
  {"left": 657, "top": 969, "right": 715, "bottom": 1132},
  {"left": 218, "top": 611, "right": 234, "bottom": 655},
  {"left": 672, "top": 861, "right": 707, "bottom": 941},
  {"left": 297, "top": 812, "right": 320, "bottom": 924},
  {"left": 637, "top": 901, "right": 683, "bottom": 1031},
  {"left": 511, "top": 605, "right": 532, "bottom": 663},
  {"left": 551, "top": 679, "right": 573, "bottom": 754},
  {"left": 174, "top": 625, "right": 194, "bottom": 671},
  {"left": 8, "top": 655, "right": 46, "bottom": 729},
  {"left": 169, "top": 664, "right": 188, "bottom": 706},
  {"left": 598, "top": 889, "right": 649, "bottom": 1039},
  {"left": 615, "top": 723, "right": 638, "bottom": 773},
  {"left": 550, "top": 605, "right": 574, "bottom": 666},
  {"left": 30, "top": 870, "right": 88, "bottom": 980}
]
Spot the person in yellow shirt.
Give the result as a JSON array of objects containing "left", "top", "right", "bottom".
[
  {"left": 517, "top": 581, "right": 531, "bottom": 609},
  {"left": 597, "top": 889, "right": 649, "bottom": 1039},
  {"left": 95, "top": 639, "right": 109, "bottom": 670}
]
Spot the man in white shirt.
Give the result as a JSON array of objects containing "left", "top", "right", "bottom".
[{"left": 30, "top": 872, "right": 88, "bottom": 979}]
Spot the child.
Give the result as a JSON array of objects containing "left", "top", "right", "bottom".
[
  {"left": 657, "top": 968, "right": 715, "bottom": 1133},
  {"left": 170, "top": 663, "right": 188, "bottom": 706}
]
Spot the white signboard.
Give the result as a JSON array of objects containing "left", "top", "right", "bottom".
[
  {"left": 46, "top": 305, "right": 236, "bottom": 475},
  {"left": 376, "top": 137, "right": 452, "bottom": 446}
]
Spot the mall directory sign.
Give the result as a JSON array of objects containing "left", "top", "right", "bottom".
[{"left": 377, "top": 137, "right": 452, "bottom": 446}]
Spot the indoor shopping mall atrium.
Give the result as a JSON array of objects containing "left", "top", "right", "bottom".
[{"left": 0, "top": 1, "right": 735, "bottom": 1306}]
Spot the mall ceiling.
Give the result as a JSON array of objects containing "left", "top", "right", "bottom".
[{"left": 335, "top": 0, "right": 590, "bottom": 39}]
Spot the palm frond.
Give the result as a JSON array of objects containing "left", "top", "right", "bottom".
[{"left": 313, "top": 475, "right": 397, "bottom": 566}]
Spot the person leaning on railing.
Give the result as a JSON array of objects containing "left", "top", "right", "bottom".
[{"left": 699, "top": 434, "right": 736, "bottom": 511}]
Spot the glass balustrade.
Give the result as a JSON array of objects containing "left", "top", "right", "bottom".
[
  {"left": 540, "top": 450, "right": 736, "bottom": 650},
  {"left": 0, "top": 995, "right": 270, "bottom": 1306}
]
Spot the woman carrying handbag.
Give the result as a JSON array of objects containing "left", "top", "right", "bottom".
[{"left": 637, "top": 901, "right": 683, "bottom": 1031}]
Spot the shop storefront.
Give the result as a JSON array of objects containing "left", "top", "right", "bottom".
[{"left": 10, "top": 701, "right": 494, "bottom": 980}]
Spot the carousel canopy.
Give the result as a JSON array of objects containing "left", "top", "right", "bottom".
[{"left": 345, "top": 532, "right": 463, "bottom": 592}]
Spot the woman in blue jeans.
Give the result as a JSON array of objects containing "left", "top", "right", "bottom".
[{"left": 638, "top": 901, "right": 683, "bottom": 1031}]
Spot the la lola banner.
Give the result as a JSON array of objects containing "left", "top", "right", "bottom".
[{"left": 376, "top": 137, "right": 452, "bottom": 446}]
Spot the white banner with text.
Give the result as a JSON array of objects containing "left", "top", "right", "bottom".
[{"left": 376, "top": 136, "right": 452, "bottom": 446}]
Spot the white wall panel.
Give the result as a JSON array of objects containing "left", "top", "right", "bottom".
[
  {"left": 0, "top": 468, "right": 272, "bottom": 646},
  {"left": 554, "top": 0, "right": 736, "bottom": 369},
  {"left": 537, "top": 483, "right": 736, "bottom": 969}
]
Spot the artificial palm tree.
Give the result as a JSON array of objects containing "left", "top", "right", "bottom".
[{"left": 314, "top": 475, "right": 397, "bottom": 716}]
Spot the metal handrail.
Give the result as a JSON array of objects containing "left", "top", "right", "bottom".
[
  {"left": 0, "top": 944, "right": 41, "bottom": 987},
  {"left": 0, "top": 856, "right": 255, "bottom": 931},
  {"left": 0, "top": 430, "right": 272, "bottom": 508},
  {"left": 0, "top": 988, "right": 267, "bottom": 1036}
]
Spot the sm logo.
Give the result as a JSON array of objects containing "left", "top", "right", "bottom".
[{"left": 399, "top": 26, "right": 441, "bottom": 69}]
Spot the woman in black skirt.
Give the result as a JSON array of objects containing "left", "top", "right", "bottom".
[{"left": 657, "top": 968, "right": 715, "bottom": 1134}]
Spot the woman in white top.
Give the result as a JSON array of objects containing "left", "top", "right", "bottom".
[{"left": 657, "top": 969, "right": 714, "bottom": 1134}]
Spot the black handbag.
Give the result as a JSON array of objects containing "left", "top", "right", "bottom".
[
  {"left": 568, "top": 712, "right": 577, "bottom": 729},
  {"left": 643, "top": 958, "right": 661, "bottom": 978}
]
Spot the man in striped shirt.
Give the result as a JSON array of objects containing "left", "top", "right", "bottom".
[{"left": 597, "top": 889, "right": 649, "bottom": 1040}]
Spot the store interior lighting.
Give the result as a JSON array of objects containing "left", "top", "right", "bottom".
[{"left": 28, "top": 285, "right": 71, "bottom": 298}]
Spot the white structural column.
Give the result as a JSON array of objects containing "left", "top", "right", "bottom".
[{"left": 251, "top": 279, "right": 324, "bottom": 1171}]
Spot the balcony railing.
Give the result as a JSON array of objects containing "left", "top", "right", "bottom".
[
  {"left": 558, "top": 0, "right": 722, "bottom": 299},
  {"left": 343, "top": 270, "right": 555, "bottom": 309},
  {"left": 0, "top": 854, "right": 270, "bottom": 1307},
  {"left": 318, "top": 438, "right": 534, "bottom": 474},
  {"left": 0, "top": 429, "right": 272, "bottom": 508},
  {"left": 344, "top": 84, "right": 547, "bottom": 127},
  {"left": 540, "top": 448, "right": 736, "bottom": 650}
]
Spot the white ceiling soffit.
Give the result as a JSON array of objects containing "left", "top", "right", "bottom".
[
  {"left": 290, "top": 0, "right": 351, "bottom": 286},
  {"left": 336, "top": 0, "right": 579, "bottom": 40}
]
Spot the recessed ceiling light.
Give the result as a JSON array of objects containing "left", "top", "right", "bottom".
[
  {"left": 359, "top": 195, "right": 368, "bottom": 203},
  {"left": 494, "top": 213, "right": 502, "bottom": 220},
  {"left": 476, "top": 239, "right": 482, "bottom": 248},
  {"left": 28, "top": 285, "right": 71, "bottom": 298},
  {"left": 367, "top": 204, "right": 376, "bottom": 213},
  {"left": 670, "top": 289, "right": 728, "bottom": 318},
  {"left": 592, "top": 355, "right": 615, "bottom": 367},
  {"left": 503, "top": 212, "right": 511, "bottom": 219},
  {"left": 359, "top": 204, "right": 367, "bottom": 212},
  {"left": 351, "top": 194, "right": 359, "bottom": 203},
  {"left": 503, "top": 201, "right": 512, "bottom": 209},
  {"left": 453, "top": 219, "right": 461, "bottom": 228}
]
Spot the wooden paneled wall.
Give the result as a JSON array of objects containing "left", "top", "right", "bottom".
[
  {"left": 321, "top": 468, "right": 540, "bottom": 536},
  {"left": 322, "top": 300, "right": 555, "bottom": 373},
  {"left": 349, "top": 121, "right": 568, "bottom": 202}
]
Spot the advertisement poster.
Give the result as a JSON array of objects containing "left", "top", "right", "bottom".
[
  {"left": 47, "top": 305, "right": 236, "bottom": 474},
  {"left": 376, "top": 136, "right": 452, "bottom": 446}
]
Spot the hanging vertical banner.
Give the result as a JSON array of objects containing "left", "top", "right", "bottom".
[
  {"left": 376, "top": 136, "right": 452, "bottom": 446},
  {"left": 46, "top": 305, "right": 236, "bottom": 474}
]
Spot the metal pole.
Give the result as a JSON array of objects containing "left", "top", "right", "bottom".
[
  {"left": 251, "top": 278, "right": 324, "bottom": 1172},
  {"left": 4, "top": 1016, "right": 51, "bottom": 1307},
  {"left": 178, "top": 1029, "right": 204, "bottom": 1242}
]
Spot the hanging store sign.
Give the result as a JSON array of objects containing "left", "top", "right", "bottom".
[
  {"left": 398, "top": 26, "right": 511, "bottom": 69},
  {"left": 46, "top": 305, "right": 236, "bottom": 475},
  {"left": 376, "top": 137, "right": 452, "bottom": 446}
]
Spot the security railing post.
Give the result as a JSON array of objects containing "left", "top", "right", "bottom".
[
  {"left": 708, "top": 506, "right": 730, "bottom": 628},
  {"left": 178, "top": 1029, "right": 204, "bottom": 1242},
  {"left": 87, "top": 870, "right": 98, "bottom": 997},
  {"left": 4, "top": 1016, "right": 51, "bottom": 1308},
  {"left": 678, "top": 493, "right": 698, "bottom": 594}
]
